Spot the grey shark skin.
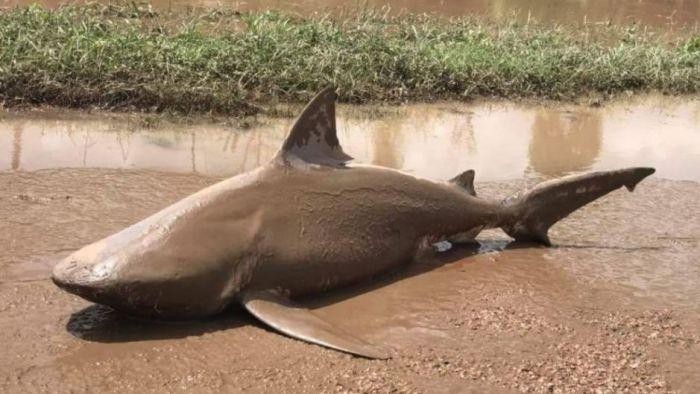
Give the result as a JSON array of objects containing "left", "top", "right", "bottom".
[{"left": 53, "top": 88, "right": 655, "bottom": 359}]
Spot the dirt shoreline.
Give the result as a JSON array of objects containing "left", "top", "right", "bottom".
[{"left": 1, "top": 168, "right": 698, "bottom": 392}]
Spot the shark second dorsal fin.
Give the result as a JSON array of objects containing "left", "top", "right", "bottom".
[
  {"left": 449, "top": 169, "right": 476, "bottom": 196},
  {"left": 277, "top": 87, "right": 353, "bottom": 167}
]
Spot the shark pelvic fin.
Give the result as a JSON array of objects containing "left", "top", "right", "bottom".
[
  {"left": 277, "top": 87, "right": 353, "bottom": 167},
  {"left": 449, "top": 169, "right": 476, "bottom": 196},
  {"left": 241, "top": 290, "right": 390, "bottom": 359}
]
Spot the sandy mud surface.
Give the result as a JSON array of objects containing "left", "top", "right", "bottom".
[{"left": 1, "top": 167, "right": 698, "bottom": 393}]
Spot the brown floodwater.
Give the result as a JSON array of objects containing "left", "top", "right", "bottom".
[
  {"left": 0, "top": 96, "right": 699, "bottom": 392},
  {"left": 1, "top": 0, "right": 699, "bottom": 29},
  {"left": 2, "top": 95, "right": 699, "bottom": 181}
]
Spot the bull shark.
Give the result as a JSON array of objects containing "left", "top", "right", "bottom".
[{"left": 52, "top": 88, "right": 655, "bottom": 359}]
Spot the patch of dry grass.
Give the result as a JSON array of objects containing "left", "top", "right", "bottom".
[{"left": 0, "top": 3, "right": 698, "bottom": 115}]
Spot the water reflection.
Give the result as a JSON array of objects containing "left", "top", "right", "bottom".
[
  {"left": 528, "top": 109, "right": 602, "bottom": 176},
  {"left": 2, "top": 0, "right": 697, "bottom": 29},
  {"left": 370, "top": 118, "right": 405, "bottom": 169},
  {"left": 11, "top": 123, "right": 22, "bottom": 170},
  {"left": 1, "top": 96, "right": 699, "bottom": 182}
]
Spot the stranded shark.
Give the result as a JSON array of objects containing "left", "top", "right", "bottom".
[{"left": 53, "top": 88, "right": 655, "bottom": 359}]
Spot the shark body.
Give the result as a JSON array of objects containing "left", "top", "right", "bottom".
[{"left": 53, "top": 89, "right": 655, "bottom": 358}]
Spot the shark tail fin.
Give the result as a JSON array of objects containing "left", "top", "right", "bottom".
[{"left": 500, "top": 167, "right": 655, "bottom": 246}]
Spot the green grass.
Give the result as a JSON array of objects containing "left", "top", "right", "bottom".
[{"left": 0, "top": 3, "right": 698, "bottom": 115}]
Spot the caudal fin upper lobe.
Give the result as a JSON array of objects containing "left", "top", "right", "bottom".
[{"left": 500, "top": 167, "right": 655, "bottom": 245}]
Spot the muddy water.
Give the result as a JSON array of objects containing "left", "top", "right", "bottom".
[
  {"left": 2, "top": 96, "right": 699, "bottom": 181},
  {"left": 1, "top": 97, "right": 699, "bottom": 392},
  {"left": 2, "top": 0, "right": 699, "bottom": 29}
]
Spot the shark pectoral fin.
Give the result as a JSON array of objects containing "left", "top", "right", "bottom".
[{"left": 241, "top": 290, "right": 390, "bottom": 359}]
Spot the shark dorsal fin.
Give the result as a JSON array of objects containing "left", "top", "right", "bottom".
[
  {"left": 277, "top": 87, "right": 353, "bottom": 167},
  {"left": 449, "top": 169, "right": 476, "bottom": 196}
]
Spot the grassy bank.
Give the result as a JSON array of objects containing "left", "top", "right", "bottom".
[{"left": 0, "top": 4, "right": 698, "bottom": 115}]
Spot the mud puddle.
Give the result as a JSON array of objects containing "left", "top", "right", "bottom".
[
  {"left": 2, "top": 0, "right": 698, "bottom": 30},
  {"left": 2, "top": 95, "right": 699, "bottom": 181},
  {"left": 0, "top": 96, "right": 699, "bottom": 392}
]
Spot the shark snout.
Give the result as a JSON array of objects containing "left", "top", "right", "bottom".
[{"left": 52, "top": 253, "right": 119, "bottom": 299}]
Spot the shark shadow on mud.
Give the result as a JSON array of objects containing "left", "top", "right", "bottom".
[
  {"left": 64, "top": 240, "right": 529, "bottom": 343},
  {"left": 66, "top": 303, "right": 249, "bottom": 343}
]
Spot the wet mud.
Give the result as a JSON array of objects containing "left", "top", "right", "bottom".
[
  {"left": 1, "top": 98, "right": 699, "bottom": 392},
  {"left": 2, "top": 0, "right": 698, "bottom": 30},
  {"left": 1, "top": 170, "right": 698, "bottom": 392}
]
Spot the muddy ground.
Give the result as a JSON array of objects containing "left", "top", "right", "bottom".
[{"left": 0, "top": 168, "right": 698, "bottom": 393}]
